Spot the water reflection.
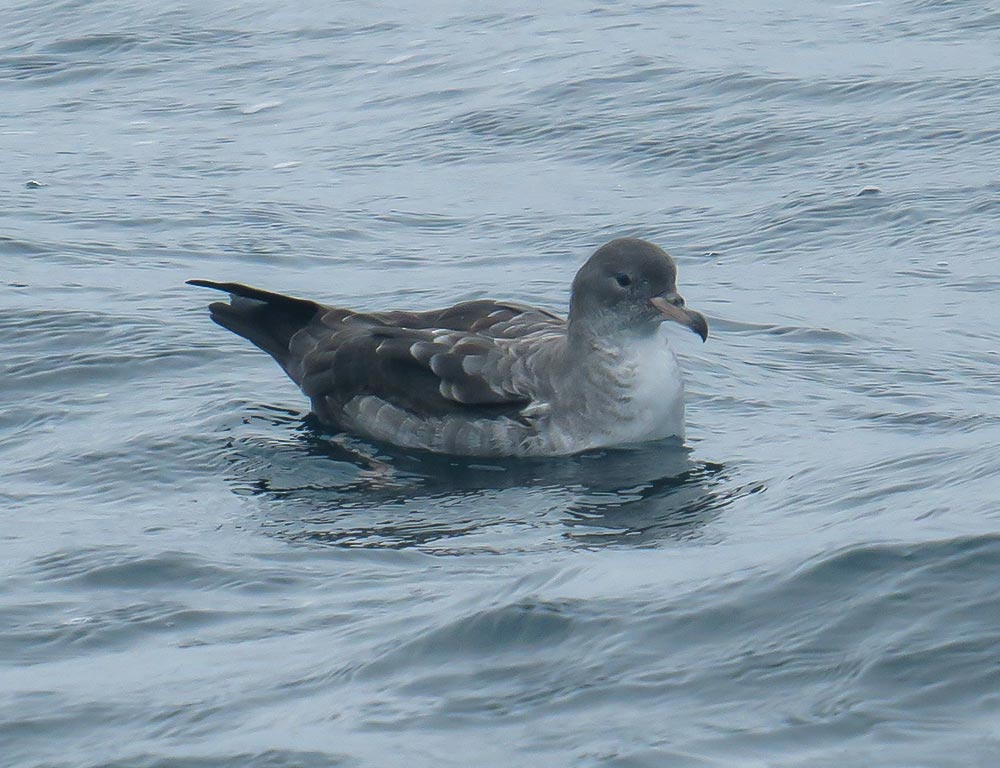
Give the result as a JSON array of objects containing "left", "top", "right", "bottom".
[{"left": 222, "top": 408, "right": 764, "bottom": 551}]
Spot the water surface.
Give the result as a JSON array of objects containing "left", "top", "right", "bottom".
[{"left": 3, "top": 1, "right": 1000, "bottom": 766}]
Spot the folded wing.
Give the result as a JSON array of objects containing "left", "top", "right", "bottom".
[
  {"left": 291, "top": 301, "right": 565, "bottom": 422},
  {"left": 188, "top": 281, "right": 564, "bottom": 425}
]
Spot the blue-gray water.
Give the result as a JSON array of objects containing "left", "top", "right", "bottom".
[{"left": 3, "top": 1, "right": 1000, "bottom": 765}]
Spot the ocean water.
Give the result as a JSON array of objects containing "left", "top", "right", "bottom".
[{"left": 3, "top": 0, "right": 1000, "bottom": 765}]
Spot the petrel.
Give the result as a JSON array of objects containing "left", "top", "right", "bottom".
[{"left": 189, "top": 237, "right": 708, "bottom": 457}]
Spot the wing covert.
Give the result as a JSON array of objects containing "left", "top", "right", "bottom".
[{"left": 295, "top": 319, "right": 534, "bottom": 420}]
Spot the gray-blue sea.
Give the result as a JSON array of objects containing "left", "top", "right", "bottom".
[{"left": 3, "top": 1, "right": 1000, "bottom": 766}]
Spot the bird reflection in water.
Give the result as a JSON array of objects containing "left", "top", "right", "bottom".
[{"left": 223, "top": 407, "right": 764, "bottom": 551}]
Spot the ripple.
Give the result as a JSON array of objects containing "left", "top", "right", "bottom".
[
  {"left": 365, "top": 598, "right": 578, "bottom": 674},
  {"left": 0, "top": 598, "right": 226, "bottom": 665},
  {"left": 43, "top": 33, "right": 143, "bottom": 55},
  {"left": 28, "top": 548, "right": 301, "bottom": 592},
  {"left": 98, "top": 751, "right": 353, "bottom": 768}
]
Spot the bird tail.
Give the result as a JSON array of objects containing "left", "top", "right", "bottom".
[{"left": 187, "top": 280, "right": 319, "bottom": 375}]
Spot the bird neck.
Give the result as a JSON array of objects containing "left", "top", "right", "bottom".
[{"left": 566, "top": 314, "right": 661, "bottom": 358}]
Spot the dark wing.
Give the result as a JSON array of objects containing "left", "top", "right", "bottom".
[
  {"left": 189, "top": 282, "right": 563, "bottom": 421},
  {"left": 290, "top": 311, "right": 551, "bottom": 420},
  {"left": 369, "top": 299, "right": 564, "bottom": 339}
]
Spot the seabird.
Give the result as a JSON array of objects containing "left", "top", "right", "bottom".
[{"left": 189, "top": 237, "right": 708, "bottom": 457}]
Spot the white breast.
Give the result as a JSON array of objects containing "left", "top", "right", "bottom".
[
  {"left": 634, "top": 328, "right": 685, "bottom": 425},
  {"left": 617, "top": 328, "right": 686, "bottom": 442},
  {"left": 570, "top": 327, "right": 686, "bottom": 451}
]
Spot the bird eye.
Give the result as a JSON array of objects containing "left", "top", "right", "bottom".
[{"left": 614, "top": 273, "right": 632, "bottom": 288}]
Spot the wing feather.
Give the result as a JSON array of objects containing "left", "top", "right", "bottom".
[{"left": 291, "top": 301, "right": 563, "bottom": 423}]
